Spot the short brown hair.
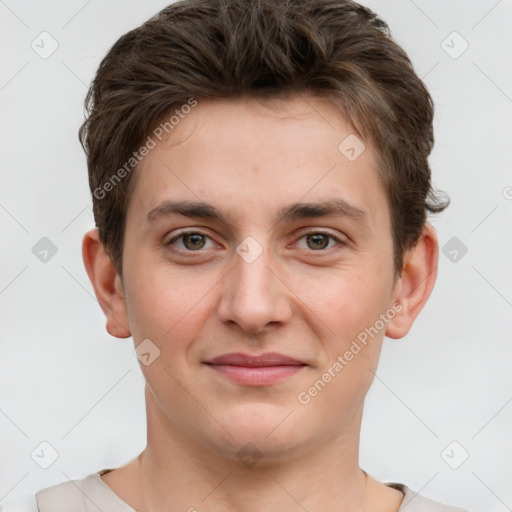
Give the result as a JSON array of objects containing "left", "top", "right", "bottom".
[{"left": 79, "top": 0, "right": 449, "bottom": 276}]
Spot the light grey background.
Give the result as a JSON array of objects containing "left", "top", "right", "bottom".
[{"left": 1, "top": 1, "right": 511, "bottom": 511}]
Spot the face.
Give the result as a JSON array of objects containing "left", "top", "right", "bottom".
[{"left": 119, "top": 95, "right": 401, "bottom": 461}]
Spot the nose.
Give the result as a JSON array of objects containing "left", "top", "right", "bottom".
[{"left": 217, "top": 242, "right": 293, "bottom": 335}]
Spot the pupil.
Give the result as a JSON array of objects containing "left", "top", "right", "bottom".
[
  {"left": 308, "top": 233, "right": 328, "bottom": 250},
  {"left": 184, "top": 233, "right": 205, "bottom": 250}
]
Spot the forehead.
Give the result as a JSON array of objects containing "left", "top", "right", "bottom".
[{"left": 127, "top": 95, "right": 389, "bottom": 233}]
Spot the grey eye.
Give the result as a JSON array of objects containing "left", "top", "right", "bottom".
[
  {"left": 182, "top": 233, "right": 207, "bottom": 250},
  {"left": 306, "top": 233, "right": 331, "bottom": 250}
]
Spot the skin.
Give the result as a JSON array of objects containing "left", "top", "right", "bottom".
[{"left": 83, "top": 94, "right": 439, "bottom": 512}]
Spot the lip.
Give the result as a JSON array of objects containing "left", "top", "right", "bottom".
[{"left": 204, "top": 352, "right": 307, "bottom": 386}]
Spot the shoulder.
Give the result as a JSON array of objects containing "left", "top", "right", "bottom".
[
  {"left": 388, "top": 482, "right": 471, "bottom": 512},
  {"left": 34, "top": 476, "right": 89, "bottom": 512},
  {"left": 0, "top": 481, "right": 88, "bottom": 512},
  {"left": 33, "top": 469, "right": 133, "bottom": 512}
]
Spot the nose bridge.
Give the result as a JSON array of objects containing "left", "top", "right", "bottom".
[
  {"left": 236, "top": 244, "right": 273, "bottom": 296},
  {"left": 218, "top": 238, "right": 290, "bottom": 333}
]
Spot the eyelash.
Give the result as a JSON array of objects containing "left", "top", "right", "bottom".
[{"left": 166, "top": 229, "right": 346, "bottom": 253}]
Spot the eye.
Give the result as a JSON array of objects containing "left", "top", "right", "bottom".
[
  {"left": 295, "top": 231, "right": 345, "bottom": 251},
  {"left": 166, "top": 231, "right": 217, "bottom": 251}
]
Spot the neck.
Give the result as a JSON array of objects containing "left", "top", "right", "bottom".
[
  {"left": 138, "top": 391, "right": 369, "bottom": 512},
  {"left": 140, "top": 451, "right": 368, "bottom": 512}
]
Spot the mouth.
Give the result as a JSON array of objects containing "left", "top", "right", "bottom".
[{"left": 204, "top": 352, "right": 307, "bottom": 386}]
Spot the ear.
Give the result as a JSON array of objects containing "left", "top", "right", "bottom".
[
  {"left": 385, "top": 223, "right": 439, "bottom": 339},
  {"left": 82, "top": 228, "right": 131, "bottom": 338}
]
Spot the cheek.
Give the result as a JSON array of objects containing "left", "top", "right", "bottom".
[
  {"left": 300, "top": 269, "right": 381, "bottom": 340},
  {"left": 124, "top": 262, "right": 215, "bottom": 343},
  {"left": 310, "top": 281, "right": 385, "bottom": 411},
  {"left": 299, "top": 266, "right": 390, "bottom": 387}
]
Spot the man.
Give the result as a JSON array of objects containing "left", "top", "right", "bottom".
[{"left": 35, "top": 0, "right": 468, "bottom": 510}]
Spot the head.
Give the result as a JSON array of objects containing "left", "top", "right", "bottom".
[{"left": 82, "top": 0, "right": 448, "bottom": 463}]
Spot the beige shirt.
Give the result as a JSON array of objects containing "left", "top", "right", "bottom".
[{"left": 33, "top": 468, "right": 470, "bottom": 512}]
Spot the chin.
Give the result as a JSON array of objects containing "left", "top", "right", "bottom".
[{"left": 206, "top": 402, "right": 312, "bottom": 462}]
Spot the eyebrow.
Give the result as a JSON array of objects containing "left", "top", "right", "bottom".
[{"left": 146, "top": 198, "right": 368, "bottom": 227}]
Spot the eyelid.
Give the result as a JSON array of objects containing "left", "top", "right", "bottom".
[
  {"left": 291, "top": 229, "right": 347, "bottom": 250},
  {"left": 165, "top": 228, "right": 347, "bottom": 252},
  {"left": 166, "top": 229, "right": 219, "bottom": 250}
]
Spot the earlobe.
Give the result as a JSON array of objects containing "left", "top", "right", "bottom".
[
  {"left": 82, "top": 229, "right": 131, "bottom": 339},
  {"left": 385, "top": 223, "right": 439, "bottom": 340}
]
